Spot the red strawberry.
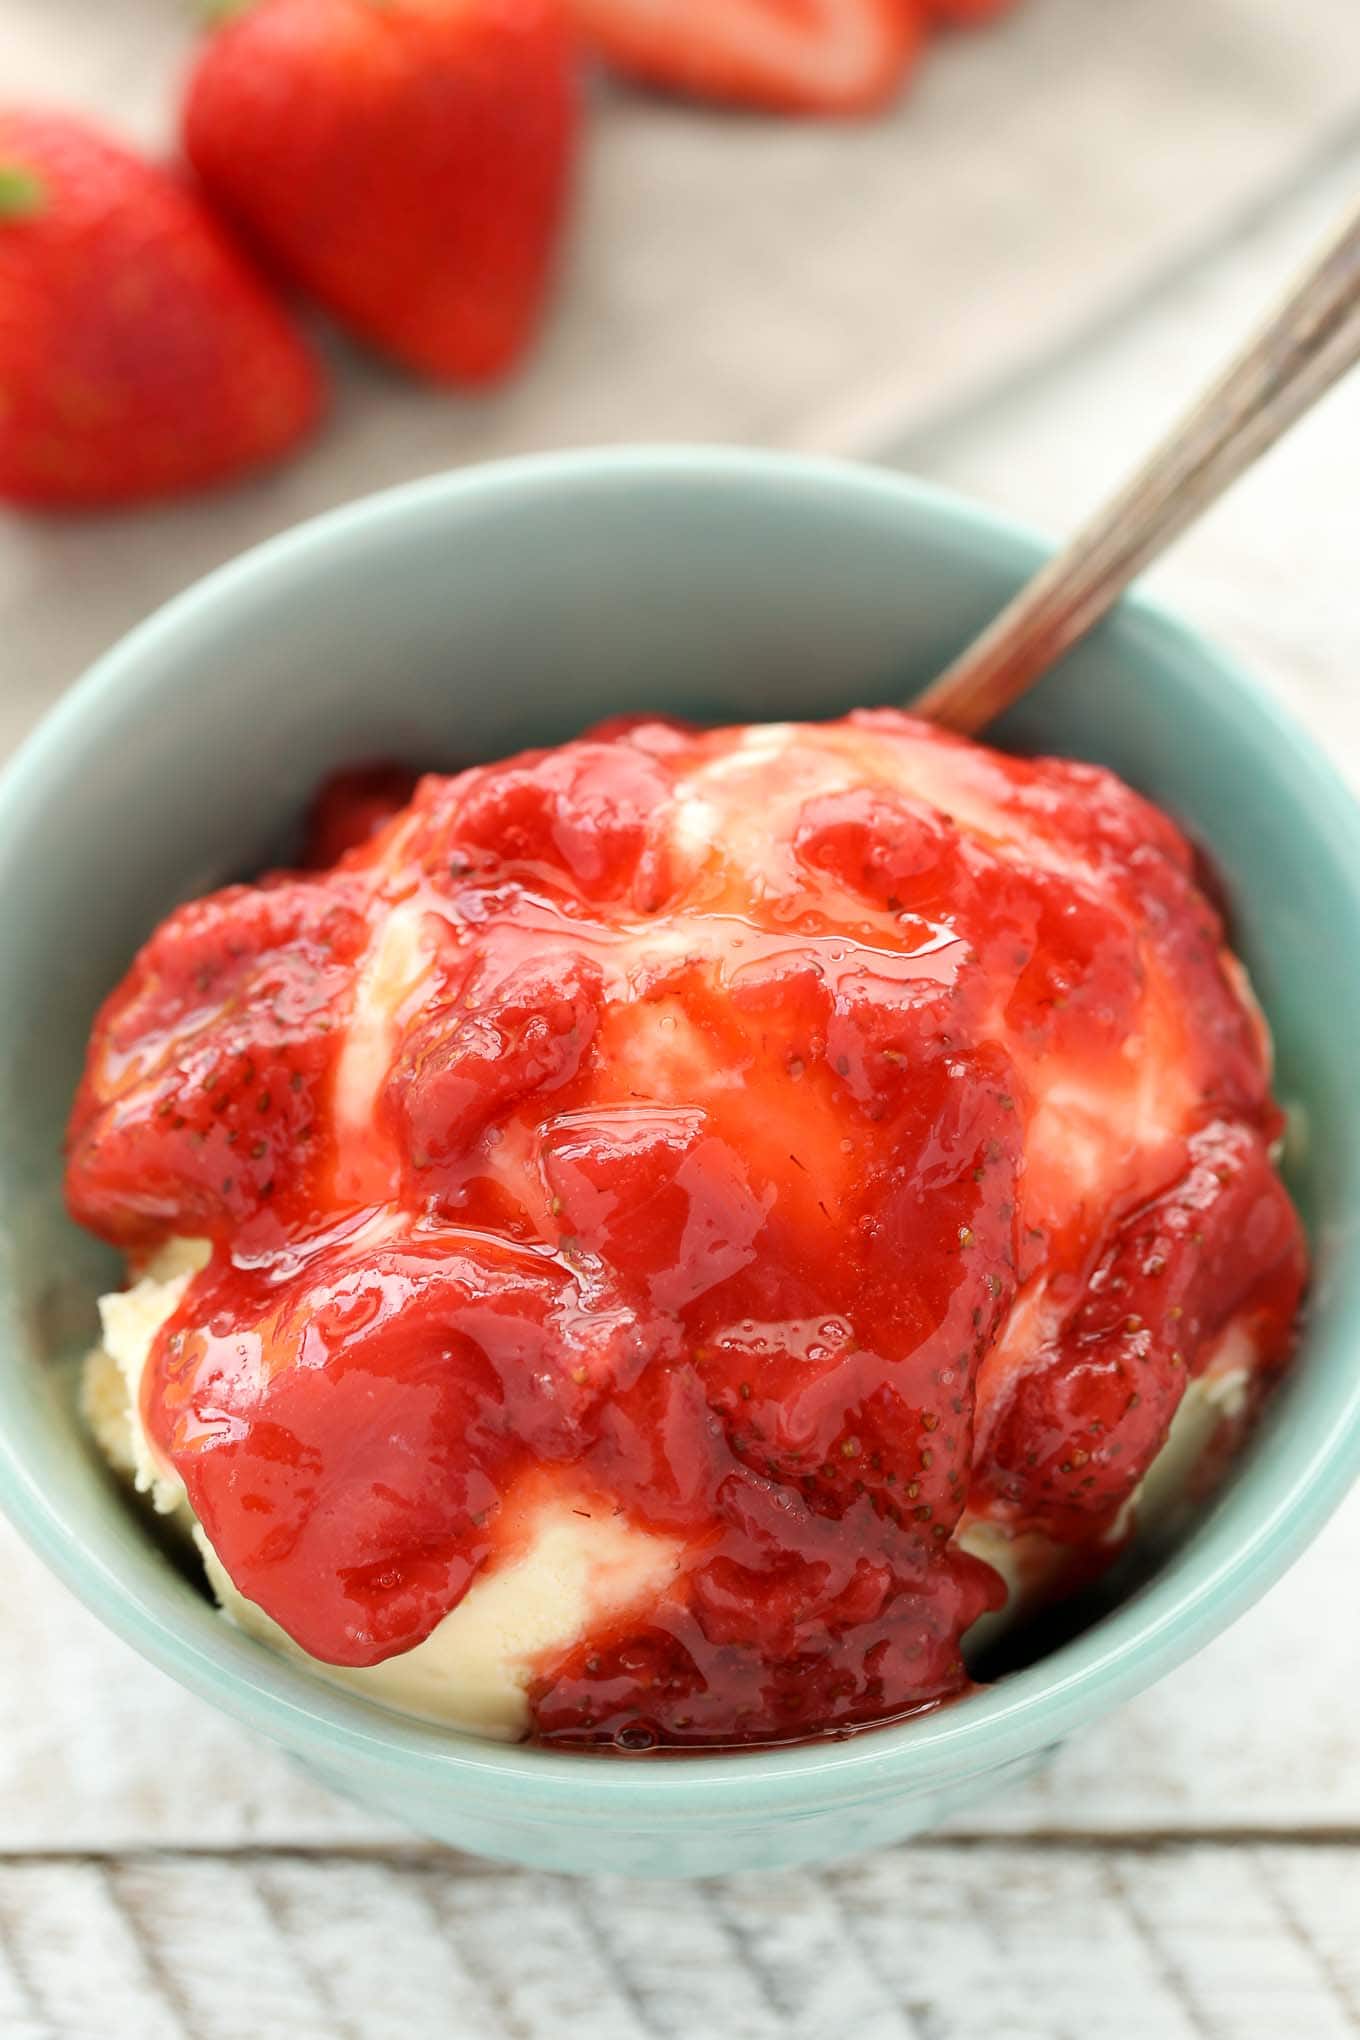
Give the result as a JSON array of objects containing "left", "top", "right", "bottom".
[
  {"left": 182, "top": 0, "right": 578, "bottom": 386},
  {"left": 0, "top": 111, "right": 323, "bottom": 509},
  {"left": 568, "top": 0, "right": 924, "bottom": 115}
]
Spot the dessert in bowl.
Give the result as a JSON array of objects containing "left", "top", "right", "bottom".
[
  {"left": 73, "top": 711, "right": 1304, "bottom": 1750},
  {"left": 1, "top": 450, "right": 1358, "bottom": 1873}
]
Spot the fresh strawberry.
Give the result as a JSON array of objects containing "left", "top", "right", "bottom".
[
  {"left": 0, "top": 111, "right": 323, "bottom": 509},
  {"left": 182, "top": 0, "right": 578, "bottom": 386},
  {"left": 568, "top": 0, "right": 924, "bottom": 115}
]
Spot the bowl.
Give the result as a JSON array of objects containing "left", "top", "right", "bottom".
[{"left": 2, "top": 447, "right": 1359, "bottom": 1879}]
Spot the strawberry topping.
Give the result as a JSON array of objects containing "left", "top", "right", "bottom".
[{"left": 66, "top": 712, "right": 1306, "bottom": 1746}]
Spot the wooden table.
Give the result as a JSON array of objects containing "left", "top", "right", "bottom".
[{"left": 2, "top": 46, "right": 1359, "bottom": 2040}]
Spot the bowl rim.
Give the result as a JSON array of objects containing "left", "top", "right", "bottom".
[{"left": 3, "top": 442, "right": 1359, "bottom": 1818}]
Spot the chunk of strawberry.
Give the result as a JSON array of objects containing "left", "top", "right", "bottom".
[
  {"left": 794, "top": 784, "right": 960, "bottom": 919},
  {"left": 542, "top": 1108, "right": 772, "bottom": 1313},
  {"left": 386, "top": 953, "right": 605, "bottom": 1171},
  {"left": 996, "top": 755, "right": 1269, "bottom": 1114},
  {"left": 1000, "top": 868, "right": 1142, "bottom": 1059},
  {"left": 66, "top": 879, "right": 367, "bottom": 1244},
  {"left": 974, "top": 1121, "right": 1306, "bottom": 1539},
  {"left": 530, "top": 1509, "right": 999, "bottom": 1747},
  {"left": 689, "top": 1046, "right": 1022, "bottom": 1538},
  {"left": 822, "top": 971, "right": 978, "bottom": 1118},
  {"left": 409, "top": 739, "right": 674, "bottom": 908},
  {"left": 148, "top": 1229, "right": 639, "bottom": 1663}
]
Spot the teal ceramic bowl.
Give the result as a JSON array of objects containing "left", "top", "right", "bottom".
[{"left": 2, "top": 449, "right": 1358, "bottom": 1878}]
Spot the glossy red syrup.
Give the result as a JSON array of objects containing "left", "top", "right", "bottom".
[{"left": 66, "top": 713, "right": 1306, "bottom": 1748}]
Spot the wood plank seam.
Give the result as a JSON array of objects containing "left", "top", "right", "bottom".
[
  {"left": 557, "top": 1877, "right": 667, "bottom": 2039},
  {"left": 98, "top": 1862, "right": 202, "bottom": 2040},
  {"left": 1248, "top": 1845, "right": 1360, "bottom": 2027},
  {"left": 1100, "top": 1858, "right": 1216, "bottom": 2040},
  {"left": 247, "top": 1860, "right": 366, "bottom": 2040},
  {"left": 411, "top": 1854, "right": 537, "bottom": 2039},
  {"left": 0, "top": 1892, "right": 47, "bottom": 2034},
  {"left": 807, "top": 1875, "right": 931, "bottom": 2040},
  {"left": 4, "top": 1833, "right": 1360, "bottom": 1868}
]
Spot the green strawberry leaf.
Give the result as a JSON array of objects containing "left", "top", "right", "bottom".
[{"left": 0, "top": 164, "right": 45, "bottom": 220}]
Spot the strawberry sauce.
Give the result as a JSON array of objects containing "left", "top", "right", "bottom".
[{"left": 66, "top": 712, "right": 1306, "bottom": 1747}]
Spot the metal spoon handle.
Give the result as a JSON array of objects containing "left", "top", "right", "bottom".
[{"left": 911, "top": 194, "right": 1360, "bottom": 736}]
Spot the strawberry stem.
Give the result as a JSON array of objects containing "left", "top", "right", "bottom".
[{"left": 0, "top": 164, "right": 44, "bottom": 220}]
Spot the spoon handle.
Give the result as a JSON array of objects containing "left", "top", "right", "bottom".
[{"left": 912, "top": 194, "right": 1360, "bottom": 736}]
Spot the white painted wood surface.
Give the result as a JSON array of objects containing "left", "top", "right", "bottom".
[
  {"left": 0, "top": 1845, "right": 1357, "bottom": 2038},
  {"left": 3, "top": 12, "right": 1360, "bottom": 2036}
]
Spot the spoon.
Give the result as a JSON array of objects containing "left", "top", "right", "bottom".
[{"left": 913, "top": 193, "right": 1360, "bottom": 736}]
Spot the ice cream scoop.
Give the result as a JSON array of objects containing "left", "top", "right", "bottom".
[{"left": 70, "top": 711, "right": 1305, "bottom": 1746}]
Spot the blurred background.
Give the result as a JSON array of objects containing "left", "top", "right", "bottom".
[
  {"left": 3, "top": 1, "right": 1360, "bottom": 2034},
  {"left": 4, "top": 0, "right": 1360, "bottom": 754}
]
